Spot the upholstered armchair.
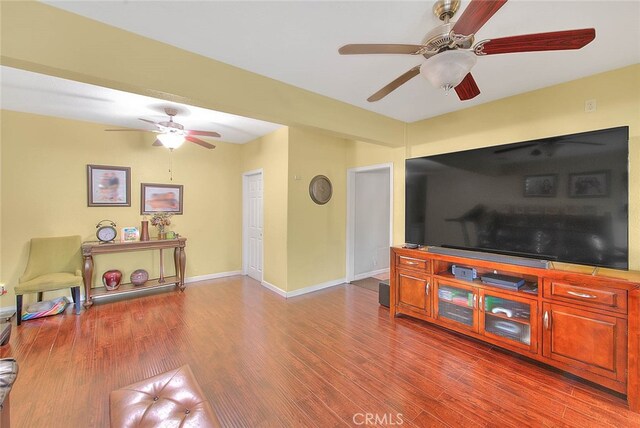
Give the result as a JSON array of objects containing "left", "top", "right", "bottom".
[{"left": 14, "top": 236, "right": 82, "bottom": 326}]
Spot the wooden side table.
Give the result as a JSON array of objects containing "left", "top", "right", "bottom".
[{"left": 81, "top": 237, "right": 187, "bottom": 308}]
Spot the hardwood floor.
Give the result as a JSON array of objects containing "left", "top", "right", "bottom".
[{"left": 2, "top": 276, "right": 639, "bottom": 427}]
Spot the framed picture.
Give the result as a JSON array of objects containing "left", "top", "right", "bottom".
[
  {"left": 121, "top": 227, "right": 139, "bottom": 242},
  {"left": 523, "top": 174, "right": 557, "bottom": 197},
  {"left": 87, "top": 165, "right": 131, "bottom": 207},
  {"left": 141, "top": 183, "right": 183, "bottom": 214},
  {"left": 569, "top": 170, "right": 610, "bottom": 198}
]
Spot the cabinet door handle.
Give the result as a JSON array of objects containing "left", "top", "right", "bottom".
[
  {"left": 567, "top": 290, "right": 597, "bottom": 299},
  {"left": 425, "top": 282, "right": 430, "bottom": 295},
  {"left": 403, "top": 259, "right": 418, "bottom": 265},
  {"left": 479, "top": 295, "right": 483, "bottom": 311},
  {"left": 473, "top": 294, "right": 477, "bottom": 309},
  {"left": 543, "top": 311, "right": 550, "bottom": 330}
]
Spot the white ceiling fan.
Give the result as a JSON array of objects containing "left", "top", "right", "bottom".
[{"left": 106, "top": 107, "right": 220, "bottom": 149}]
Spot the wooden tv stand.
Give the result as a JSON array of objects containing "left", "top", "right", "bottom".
[{"left": 390, "top": 246, "right": 640, "bottom": 412}]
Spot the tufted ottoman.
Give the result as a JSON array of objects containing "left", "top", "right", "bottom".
[{"left": 110, "top": 365, "right": 220, "bottom": 428}]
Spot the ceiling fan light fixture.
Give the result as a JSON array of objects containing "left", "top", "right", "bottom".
[
  {"left": 420, "top": 49, "right": 477, "bottom": 93},
  {"left": 157, "top": 132, "right": 185, "bottom": 149}
]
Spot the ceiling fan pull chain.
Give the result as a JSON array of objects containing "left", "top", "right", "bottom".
[{"left": 169, "top": 151, "right": 174, "bottom": 181}]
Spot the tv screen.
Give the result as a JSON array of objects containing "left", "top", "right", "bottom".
[{"left": 405, "top": 126, "right": 629, "bottom": 269}]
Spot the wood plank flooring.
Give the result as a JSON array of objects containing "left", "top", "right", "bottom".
[{"left": 1, "top": 276, "right": 639, "bottom": 427}]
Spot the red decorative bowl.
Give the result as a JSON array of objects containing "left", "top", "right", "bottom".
[{"left": 102, "top": 270, "right": 122, "bottom": 291}]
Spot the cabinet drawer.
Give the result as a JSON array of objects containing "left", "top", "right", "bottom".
[
  {"left": 397, "top": 255, "right": 429, "bottom": 272},
  {"left": 543, "top": 280, "right": 627, "bottom": 314}
]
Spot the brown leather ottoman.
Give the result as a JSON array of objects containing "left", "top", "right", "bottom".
[{"left": 110, "top": 365, "right": 220, "bottom": 428}]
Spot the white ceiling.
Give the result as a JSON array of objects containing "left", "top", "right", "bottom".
[
  {"left": 0, "top": 66, "right": 283, "bottom": 144},
  {"left": 37, "top": 0, "right": 640, "bottom": 124}
]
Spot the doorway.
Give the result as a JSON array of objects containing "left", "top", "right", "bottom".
[
  {"left": 346, "top": 163, "right": 393, "bottom": 283},
  {"left": 242, "top": 169, "right": 264, "bottom": 282}
]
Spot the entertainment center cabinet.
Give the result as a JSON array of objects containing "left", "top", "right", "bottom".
[{"left": 390, "top": 246, "right": 640, "bottom": 411}]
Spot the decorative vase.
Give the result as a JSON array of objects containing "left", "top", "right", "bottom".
[
  {"left": 140, "top": 220, "right": 150, "bottom": 241},
  {"left": 102, "top": 270, "right": 122, "bottom": 291},
  {"left": 158, "top": 232, "right": 167, "bottom": 240},
  {"left": 130, "top": 269, "right": 149, "bottom": 286}
]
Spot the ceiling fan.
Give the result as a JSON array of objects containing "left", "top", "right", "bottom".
[
  {"left": 106, "top": 107, "right": 220, "bottom": 149},
  {"left": 339, "top": 0, "right": 596, "bottom": 102}
]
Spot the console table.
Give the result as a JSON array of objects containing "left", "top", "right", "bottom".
[{"left": 81, "top": 237, "right": 186, "bottom": 308}]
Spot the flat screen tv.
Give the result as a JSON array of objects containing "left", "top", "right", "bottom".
[{"left": 405, "top": 126, "right": 629, "bottom": 270}]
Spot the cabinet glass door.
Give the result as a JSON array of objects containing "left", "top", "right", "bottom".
[
  {"left": 436, "top": 283, "right": 476, "bottom": 329},
  {"left": 482, "top": 293, "right": 537, "bottom": 351}
]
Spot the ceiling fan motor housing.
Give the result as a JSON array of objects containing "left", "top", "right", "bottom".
[
  {"left": 421, "top": 23, "right": 474, "bottom": 57},
  {"left": 159, "top": 120, "right": 185, "bottom": 131}
]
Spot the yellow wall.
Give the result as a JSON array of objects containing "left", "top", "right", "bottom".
[
  {"left": 241, "top": 128, "right": 405, "bottom": 292},
  {"left": 0, "top": 111, "right": 243, "bottom": 307},
  {"left": 287, "top": 128, "right": 348, "bottom": 291},
  {"left": 407, "top": 65, "right": 640, "bottom": 269},
  {"left": 240, "top": 127, "right": 289, "bottom": 290}
]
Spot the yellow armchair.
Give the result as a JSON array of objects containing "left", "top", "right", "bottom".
[{"left": 14, "top": 235, "right": 83, "bottom": 325}]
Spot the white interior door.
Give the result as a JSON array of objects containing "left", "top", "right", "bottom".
[{"left": 244, "top": 171, "right": 263, "bottom": 281}]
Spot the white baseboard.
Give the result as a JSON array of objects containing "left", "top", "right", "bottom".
[
  {"left": 0, "top": 272, "right": 343, "bottom": 311},
  {"left": 261, "top": 280, "right": 287, "bottom": 297},
  {"left": 184, "top": 270, "right": 243, "bottom": 284},
  {"left": 352, "top": 268, "right": 389, "bottom": 282},
  {"left": 286, "top": 277, "right": 346, "bottom": 298},
  {"left": 261, "top": 277, "right": 346, "bottom": 298}
]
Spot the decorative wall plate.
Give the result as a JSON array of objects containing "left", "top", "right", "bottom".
[{"left": 309, "top": 175, "right": 332, "bottom": 205}]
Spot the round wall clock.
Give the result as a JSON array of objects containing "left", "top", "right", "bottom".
[
  {"left": 96, "top": 219, "right": 117, "bottom": 243},
  {"left": 309, "top": 175, "right": 332, "bottom": 205}
]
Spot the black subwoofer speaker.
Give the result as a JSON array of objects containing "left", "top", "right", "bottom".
[{"left": 378, "top": 280, "right": 390, "bottom": 307}]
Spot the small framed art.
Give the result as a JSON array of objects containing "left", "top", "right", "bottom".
[
  {"left": 141, "top": 183, "right": 183, "bottom": 215},
  {"left": 568, "top": 170, "right": 610, "bottom": 198},
  {"left": 87, "top": 165, "right": 131, "bottom": 207},
  {"left": 121, "top": 227, "right": 140, "bottom": 242},
  {"left": 523, "top": 174, "right": 557, "bottom": 197}
]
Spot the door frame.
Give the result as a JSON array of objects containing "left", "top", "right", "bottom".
[
  {"left": 346, "top": 163, "right": 393, "bottom": 283},
  {"left": 242, "top": 168, "right": 264, "bottom": 282}
]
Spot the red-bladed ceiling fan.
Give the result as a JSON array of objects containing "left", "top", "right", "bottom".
[
  {"left": 339, "top": 0, "right": 596, "bottom": 102},
  {"left": 106, "top": 107, "right": 220, "bottom": 149}
]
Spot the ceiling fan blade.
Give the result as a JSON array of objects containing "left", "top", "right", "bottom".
[
  {"left": 367, "top": 65, "right": 421, "bottom": 102},
  {"left": 187, "top": 130, "right": 221, "bottom": 138},
  {"left": 139, "top": 118, "right": 158, "bottom": 125},
  {"left": 475, "top": 28, "right": 596, "bottom": 55},
  {"left": 493, "top": 143, "right": 537, "bottom": 154},
  {"left": 186, "top": 135, "right": 216, "bottom": 149},
  {"left": 152, "top": 139, "right": 163, "bottom": 146},
  {"left": 454, "top": 73, "right": 480, "bottom": 101},
  {"left": 452, "top": 0, "right": 507, "bottom": 36},
  {"left": 339, "top": 44, "right": 427, "bottom": 55}
]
